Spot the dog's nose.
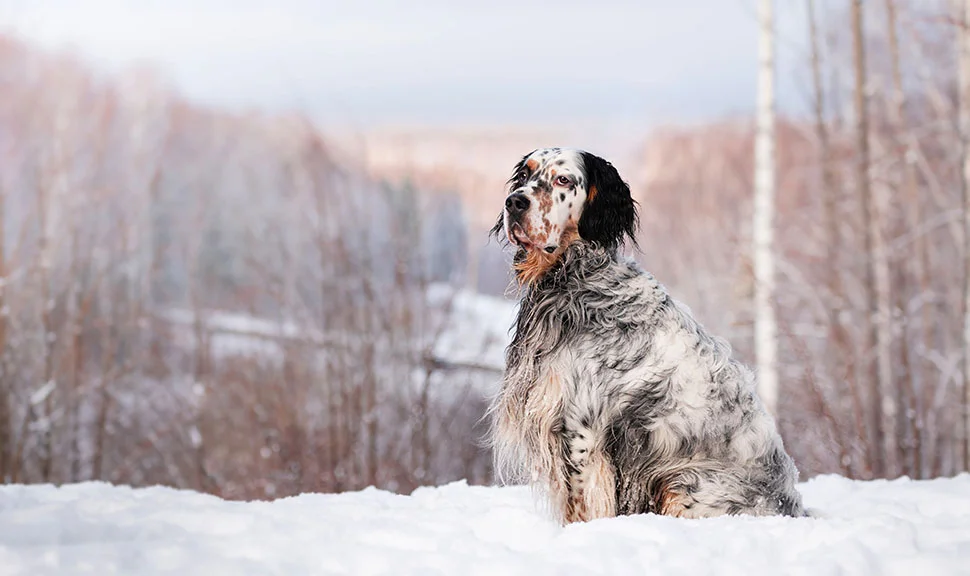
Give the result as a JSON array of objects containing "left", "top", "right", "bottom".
[{"left": 505, "top": 193, "right": 530, "bottom": 216}]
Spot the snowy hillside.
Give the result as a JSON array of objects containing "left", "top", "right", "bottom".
[
  {"left": 155, "top": 283, "right": 517, "bottom": 375},
  {"left": 1, "top": 475, "right": 969, "bottom": 575}
]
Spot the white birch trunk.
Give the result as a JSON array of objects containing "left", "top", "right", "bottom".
[{"left": 754, "top": 0, "right": 778, "bottom": 416}]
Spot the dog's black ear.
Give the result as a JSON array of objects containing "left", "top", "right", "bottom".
[
  {"left": 578, "top": 151, "right": 638, "bottom": 253},
  {"left": 490, "top": 152, "right": 534, "bottom": 244},
  {"left": 488, "top": 212, "right": 505, "bottom": 243}
]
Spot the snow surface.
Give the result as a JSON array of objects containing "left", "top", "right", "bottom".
[{"left": 1, "top": 474, "right": 969, "bottom": 576}]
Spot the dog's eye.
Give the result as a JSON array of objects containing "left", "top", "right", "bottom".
[{"left": 555, "top": 175, "right": 571, "bottom": 187}]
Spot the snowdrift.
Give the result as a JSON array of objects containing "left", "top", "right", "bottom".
[{"left": 1, "top": 474, "right": 969, "bottom": 575}]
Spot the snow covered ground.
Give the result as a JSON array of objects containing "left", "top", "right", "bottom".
[{"left": 1, "top": 474, "right": 969, "bottom": 575}]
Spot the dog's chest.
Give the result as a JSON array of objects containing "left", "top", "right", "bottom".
[
  {"left": 512, "top": 267, "right": 705, "bottom": 432},
  {"left": 532, "top": 311, "right": 718, "bottom": 440},
  {"left": 534, "top": 340, "right": 644, "bottom": 434}
]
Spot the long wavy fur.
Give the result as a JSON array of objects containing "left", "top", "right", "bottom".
[{"left": 487, "top": 149, "right": 804, "bottom": 525}]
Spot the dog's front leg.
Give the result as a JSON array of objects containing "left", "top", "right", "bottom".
[{"left": 562, "top": 417, "right": 617, "bottom": 523}]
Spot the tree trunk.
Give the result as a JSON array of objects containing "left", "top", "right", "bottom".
[
  {"left": 885, "top": 0, "right": 927, "bottom": 478},
  {"left": 958, "top": 0, "right": 970, "bottom": 473},
  {"left": 807, "top": 0, "right": 867, "bottom": 477},
  {"left": 37, "top": 163, "right": 55, "bottom": 484},
  {"left": 92, "top": 291, "right": 113, "bottom": 482},
  {"left": 753, "top": 0, "right": 779, "bottom": 417},
  {"left": 852, "top": 0, "right": 893, "bottom": 477},
  {"left": 0, "top": 178, "right": 7, "bottom": 481}
]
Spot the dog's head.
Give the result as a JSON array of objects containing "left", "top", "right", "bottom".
[{"left": 490, "top": 147, "right": 638, "bottom": 284}]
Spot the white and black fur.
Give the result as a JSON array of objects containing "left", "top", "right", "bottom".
[{"left": 488, "top": 147, "right": 804, "bottom": 524}]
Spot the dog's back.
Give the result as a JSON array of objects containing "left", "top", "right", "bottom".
[{"left": 604, "top": 258, "right": 803, "bottom": 518}]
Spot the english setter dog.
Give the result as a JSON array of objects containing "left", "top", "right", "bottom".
[{"left": 488, "top": 147, "right": 804, "bottom": 524}]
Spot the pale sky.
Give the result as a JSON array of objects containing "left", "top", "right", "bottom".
[{"left": 2, "top": 0, "right": 814, "bottom": 130}]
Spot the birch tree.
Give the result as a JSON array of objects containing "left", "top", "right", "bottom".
[{"left": 754, "top": 0, "right": 778, "bottom": 416}]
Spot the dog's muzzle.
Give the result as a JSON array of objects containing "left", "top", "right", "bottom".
[{"left": 505, "top": 193, "right": 530, "bottom": 221}]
